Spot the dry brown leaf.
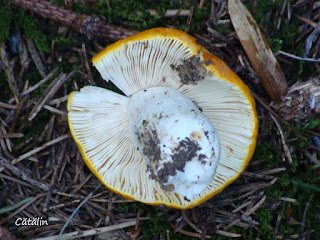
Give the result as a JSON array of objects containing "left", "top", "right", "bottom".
[{"left": 228, "top": 0, "right": 288, "bottom": 102}]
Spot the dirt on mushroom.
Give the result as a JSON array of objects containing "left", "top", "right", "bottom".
[{"left": 170, "top": 56, "right": 213, "bottom": 85}]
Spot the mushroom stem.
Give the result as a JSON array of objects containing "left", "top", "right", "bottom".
[{"left": 128, "top": 87, "right": 220, "bottom": 199}]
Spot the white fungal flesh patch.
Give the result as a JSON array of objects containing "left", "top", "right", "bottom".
[{"left": 128, "top": 87, "right": 220, "bottom": 200}]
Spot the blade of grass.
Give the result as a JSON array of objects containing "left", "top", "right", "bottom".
[
  {"left": 291, "top": 180, "right": 320, "bottom": 192},
  {"left": 56, "top": 183, "right": 102, "bottom": 240},
  {"left": 0, "top": 197, "right": 33, "bottom": 214}
]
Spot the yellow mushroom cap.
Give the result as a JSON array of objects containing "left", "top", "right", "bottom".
[{"left": 67, "top": 28, "right": 258, "bottom": 209}]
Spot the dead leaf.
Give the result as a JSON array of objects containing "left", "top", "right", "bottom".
[{"left": 228, "top": 0, "right": 288, "bottom": 103}]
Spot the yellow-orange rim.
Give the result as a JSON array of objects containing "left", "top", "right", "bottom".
[{"left": 68, "top": 27, "right": 258, "bottom": 209}]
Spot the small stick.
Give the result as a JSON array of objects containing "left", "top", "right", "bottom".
[
  {"left": 26, "top": 38, "right": 47, "bottom": 77},
  {"left": 34, "top": 220, "right": 142, "bottom": 240},
  {"left": 169, "top": 222, "right": 212, "bottom": 238},
  {"left": 27, "top": 73, "right": 64, "bottom": 120},
  {"left": 44, "top": 144, "right": 67, "bottom": 211},
  {"left": 287, "top": 230, "right": 315, "bottom": 239},
  {"left": 60, "top": 174, "right": 92, "bottom": 202},
  {"left": 48, "top": 95, "right": 68, "bottom": 105},
  {"left": 18, "top": 34, "right": 30, "bottom": 71},
  {"left": 29, "top": 71, "right": 76, "bottom": 120},
  {"left": 222, "top": 182, "right": 269, "bottom": 197},
  {"left": 301, "top": 194, "right": 314, "bottom": 240},
  {"left": 199, "top": 0, "right": 205, "bottom": 9},
  {"left": 301, "top": 194, "right": 313, "bottom": 239},
  {"left": 45, "top": 116, "right": 56, "bottom": 142},
  {"left": 256, "top": 168, "right": 287, "bottom": 175},
  {"left": 0, "top": 133, "right": 24, "bottom": 139},
  {"left": 9, "top": 95, "right": 28, "bottom": 133},
  {"left": 21, "top": 67, "right": 59, "bottom": 96},
  {"left": 82, "top": 44, "right": 95, "bottom": 86},
  {"left": 11, "top": 134, "right": 68, "bottom": 165},
  {"left": 11, "top": 0, "right": 137, "bottom": 41},
  {"left": 181, "top": 210, "right": 202, "bottom": 233},
  {"left": 0, "top": 124, "right": 12, "bottom": 152},
  {"left": 232, "top": 201, "right": 252, "bottom": 213},
  {"left": 48, "top": 200, "right": 81, "bottom": 211},
  {"left": 280, "top": 197, "right": 296, "bottom": 203},
  {"left": 273, "top": 214, "right": 282, "bottom": 240},
  {"left": 251, "top": 91, "right": 282, "bottom": 120},
  {"left": 294, "top": 14, "right": 317, "bottom": 28},
  {"left": 307, "top": 130, "right": 320, "bottom": 137},
  {"left": 137, "top": 9, "right": 191, "bottom": 17},
  {"left": 38, "top": 115, "right": 55, "bottom": 143},
  {"left": 191, "top": 208, "right": 198, "bottom": 223},
  {"left": 215, "top": 230, "right": 242, "bottom": 238},
  {"left": 224, "top": 195, "right": 266, "bottom": 230},
  {"left": 270, "top": 114, "right": 293, "bottom": 164},
  {"left": 0, "top": 173, "right": 38, "bottom": 189},
  {"left": 184, "top": 6, "right": 195, "bottom": 33},
  {"left": 304, "top": 151, "right": 320, "bottom": 167},
  {"left": 0, "top": 43, "right": 20, "bottom": 103},
  {"left": 0, "top": 102, "right": 18, "bottom": 110},
  {"left": 0, "top": 157, "right": 50, "bottom": 191},
  {"left": 243, "top": 171, "right": 274, "bottom": 180},
  {"left": 43, "top": 105, "right": 67, "bottom": 116},
  {"left": 275, "top": 50, "right": 320, "bottom": 62},
  {"left": 207, "top": 27, "right": 231, "bottom": 43},
  {"left": 276, "top": 0, "right": 288, "bottom": 30},
  {"left": 214, "top": 209, "right": 259, "bottom": 225}
]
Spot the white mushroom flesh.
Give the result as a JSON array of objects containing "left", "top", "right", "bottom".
[{"left": 128, "top": 86, "right": 220, "bottom": 199}]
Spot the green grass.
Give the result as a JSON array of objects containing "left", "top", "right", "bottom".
[{"left": 0, "top": 8, "right": 11, "bottom": 43}]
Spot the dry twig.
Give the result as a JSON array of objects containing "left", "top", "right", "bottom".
[
  {"left": 0, "top": 43, "right": 20, "bottom": 103},
  {"left": 11, "top": 0, "right": 137, "bottom": 41},
  {"left": 28, "top": 71, "right": 76, "bottom": 120}
]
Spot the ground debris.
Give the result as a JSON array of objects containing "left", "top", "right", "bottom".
[
  {"left": 0, "top": 0, "right": 319, "bottom": 239},
  {"left": 272, "top": 77, "right": 320, "bottom": 120},
  {"left": 170, "top": 56, "right": 212, "bottom": 85}
]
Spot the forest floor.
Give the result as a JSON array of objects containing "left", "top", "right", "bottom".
[{"left": 0, "top": 0, "right": 320, "bottom": 239}]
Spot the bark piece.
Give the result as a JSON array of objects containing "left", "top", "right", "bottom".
[
  {"left": 272, "top": 77, "right": 320, "bottom": 120},
  {"left": 10, "top": 0, "right": 137, "bottom": 41}
]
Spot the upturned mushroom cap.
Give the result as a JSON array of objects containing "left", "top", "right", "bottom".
[
  {"left": 67, "top": 28, "right": 258, "bottom": 209},
  {"left": 128, "top": 86, "right": 220, "bottom": 200}
]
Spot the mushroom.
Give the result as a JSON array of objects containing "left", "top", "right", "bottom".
[{"left": 67, "top": 28, "right": 258, "bottom": 209}]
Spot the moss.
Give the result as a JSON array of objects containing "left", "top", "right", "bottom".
[
  {"left": 15, "top": 11, "right": 49, "bottom": 53},
  {"left": 140, "top": 208, "right": 173, "bottom": 240},
  {"left": 215, "top": 24, "right": 232, "bottom": 36},
  {"left": 0, "top": 8, "right": 12, "bottom": 43},
  {"left": 53, "top": 36, "right": 77, "bottom": 50},
  {"left": 251, "top": 141, "right": 281, "bottom": 169},
  {"left": 246, "top": 113, "right": 320, "bottom": 239}
]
